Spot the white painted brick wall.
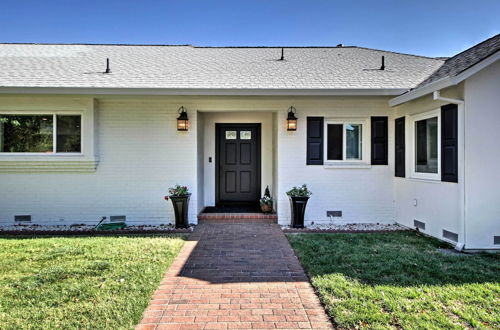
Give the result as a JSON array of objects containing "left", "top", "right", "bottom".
[
  {"left": 1, "top": 95, "right": 397, "bottom": 227},
  {"left": 2, "top": 88, "right": 494, "bottom": 250},
  {"left": 0, "top": 97, "right": 198, "bottom": 226},
  {"left": 275, "top": 97, "right": 396, "bottom": 225}
]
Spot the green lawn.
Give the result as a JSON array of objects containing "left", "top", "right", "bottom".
[
  {"left": 288, "top": 232, "right": 500, "bottom": 329},
  {"left": 0, "top": 235, "right": 185, "bottom": 329}
]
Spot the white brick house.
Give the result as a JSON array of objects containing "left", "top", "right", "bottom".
[{"left": 0, "top": 35, "right": 499, "bottom": 250}]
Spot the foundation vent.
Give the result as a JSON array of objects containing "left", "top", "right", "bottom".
[
  {"left": 414, "top": 219, "right": 425, "bottom": 230},
  {"left": 327, "top": 211, "right": 342, "bottom": 217},
  {"left": 14, "top": 215, "right": 31, "bottom": 222},
  {"left": 110, "top": 215, "right": 126, "bottom": 222},
  {"left": 443, "top": 229, "right": 458, "bottom": 242},
  {"left": 494, "top": 236, "right": 500, "bottom": 245}
]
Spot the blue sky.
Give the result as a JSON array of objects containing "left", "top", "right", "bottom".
[{"left": 0, "top": 0, "right": 498, "bottom": 57}]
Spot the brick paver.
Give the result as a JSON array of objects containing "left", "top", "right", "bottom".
[
  {"left": 198, "top": 213, "right": 278, "bottom": 224},
  {"left": 136, "top": 224, "right": 333, "bottom": 329}
]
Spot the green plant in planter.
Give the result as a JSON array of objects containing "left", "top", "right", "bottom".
[
  {"left": 260, "top": 186, "right": 273, "bottom": 213},
  {"left": 164, "top": 185, "right": 190, "bottom": 228},
  {"left": 165, "top": 185, "right": 189, "bottom": 199},
  {"left": 260, "top": 186, "right": 273, "bottom": 204},
  {"left": 260, "top": 195, "right": 273, "bottom": 205},
  {"left": 286, "top": 184, "right": 312, "bottom": 228},
  {"left": 286, "top": 184, "right": 312, "bottom": 197}
]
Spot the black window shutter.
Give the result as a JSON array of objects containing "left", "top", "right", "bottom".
[
  {"left": 371, "top": 116, "right": 388, "bottom": 165},
  {"left": 306, "top": 117, "right": 324, "bottom": 165},
  {"left": 441, "top": 104, "right": 458, "bottom": 182},
  {"left": 416, "top": 120, "right": 428, "bottom": 166},
  {"left": 395, "top": 116, "right": 405, "bottom": 177},
  {"left": 327, "top": 124, "right": 343, "bottom": 160}
]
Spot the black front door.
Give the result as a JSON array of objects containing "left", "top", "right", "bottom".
[{"left": 216, "top": 124, "right": 261, "bottom": 205}]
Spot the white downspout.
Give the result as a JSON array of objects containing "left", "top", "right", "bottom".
[{"left": 433, "top": 90, "right": 466, "bottom": 251}]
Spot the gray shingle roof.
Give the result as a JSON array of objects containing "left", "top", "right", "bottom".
[
  {"left": 0, "top": 44, "right": 443, "bottom": 91},
  {"left": 416, "top": 34, "right": 500, "bottom": 89}
]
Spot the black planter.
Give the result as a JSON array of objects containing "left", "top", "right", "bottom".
[
  {"left": 170, "top": 194, "right": 191, "bottom": 228},
  {"left": 288, "top": 196, "right": 309, "bottom": 228}
]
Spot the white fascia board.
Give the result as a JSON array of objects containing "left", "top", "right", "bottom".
[
  {"left": 388, "top": 77, "right": 452, "bottom": 107},
  {"left": 389, "top": 51, "right": 500, "bottom": 107},
  {"left": 0, "top": 87, "right": 407, "bottom": 96}
]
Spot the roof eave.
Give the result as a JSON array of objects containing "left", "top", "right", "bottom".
[
  {"left": 388, "top": 77, "right": 452, "bottom": 107},
  {"left": 0, "top": 87, "right": 408, "bottom": 96},
  {"left": 389, "top": 51, "right": 500, "bottom": 107}
]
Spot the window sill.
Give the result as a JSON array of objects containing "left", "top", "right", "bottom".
[
  {"left": 0, "top": 155, "right": 99, "bottom": 173},
  {"left": 408, "top": 176, "right": 441, "bottom": 183},
  {"left": 324, "top": 162, "right": 371, "bottom": 169}
]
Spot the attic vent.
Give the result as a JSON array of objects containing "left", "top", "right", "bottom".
[
  {"left": 336, "top": 43, "right": 343, "bottom": 47},
  {"left": 443, "top": 229, "right": 458, "bottom": 242},
  {"left": 110, "top": 215, "right": 126, "bottom": 222},
  {"left": 15, "top": 215, "right": 31, "bottom": 222},
  {"left": 414, "top": 219, "right": 425, "bottom": 230},
  {"left": 327, "top": 211, "right": 342, "bottom": 217},
  {"left": 494, "top": 236, "right": 500, "bottom": 245}
]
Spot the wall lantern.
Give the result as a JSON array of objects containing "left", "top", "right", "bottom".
[
  {"left": 177, "top": 106, "right": 189, "bottom": 131},
  {"left": 286, "top": 106, "right": 298, "bottom": 131}
]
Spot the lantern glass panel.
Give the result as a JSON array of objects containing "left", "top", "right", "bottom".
[
  {"left": 287, "top": 119, "right": 297, "bottom": 131},
  {"left": 177, "top": 119, "right": 189, "bottom": 131}
]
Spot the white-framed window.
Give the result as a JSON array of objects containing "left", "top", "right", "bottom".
[
  {"left": 0, "top": 113, "right": 82, "bottom": 154},
  {"left": 324, "top": 118, "right": 369, "bottom": 165},
  {"left": 411, "top": 109, "right": 440, "bottom": 180},
  {"left": 0, "top": 103, "right": 97, "bottom": 172}
]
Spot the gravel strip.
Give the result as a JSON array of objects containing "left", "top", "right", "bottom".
[
  {"left": 283, "top": 223, "right": 408, "bottom": 233},
  {"left": 0, "top": 224, "right": 194, "bottom": 236}
]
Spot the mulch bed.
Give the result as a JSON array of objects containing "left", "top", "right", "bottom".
[{"left": 0, "top": 228, "right": 192, "bottom": 237}]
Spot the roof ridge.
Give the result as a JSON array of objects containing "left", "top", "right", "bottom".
[
  {"left": 349, "top": 46, "right": 445, "bottom": 61},
  {"left": 0, "top": 42, "right": 356, "bottom": 49},
  {"left": 0, "top": 43, "right": 440, "bottom": 59},
  {"left": 0, "top": 42, "right": 193, "bottom": 47},
  {"left": 444, "top": 33, "right": 500, "bottom": 64},
  {"left": 192, "top": 45, "right": 355, "bottom": 48},
  {"left": 0, "top": 43, "right": 453, "bottom": 61}
]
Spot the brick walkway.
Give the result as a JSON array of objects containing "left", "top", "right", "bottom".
[{"left": 136, "top": 224, "right": 333, "bottom": 329}]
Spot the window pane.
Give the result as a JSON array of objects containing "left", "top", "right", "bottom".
[
  {"left": 415, "top": 117, "right": 438, "bottom": 173},
  {"left": 327, "top": 124, "right": 343, "bottom": 160},
  {"left": 0, "top": 115, "right": 53, "bottom": 152},
  {"left": 56, "top": 115, "right": 81, "bottom": 152},
  {"left": 240, "top": 131, "right": 251, "bottom": 140},
  {"left": 225, "top": 131, "right": 236, "bottom": 140},
  {"left": 346, "top": 124, "right": 362, "bottom": 160}
]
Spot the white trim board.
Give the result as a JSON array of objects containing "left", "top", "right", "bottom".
[{"left": 410, "top": 109, "right": 441, "bottom": 181}]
